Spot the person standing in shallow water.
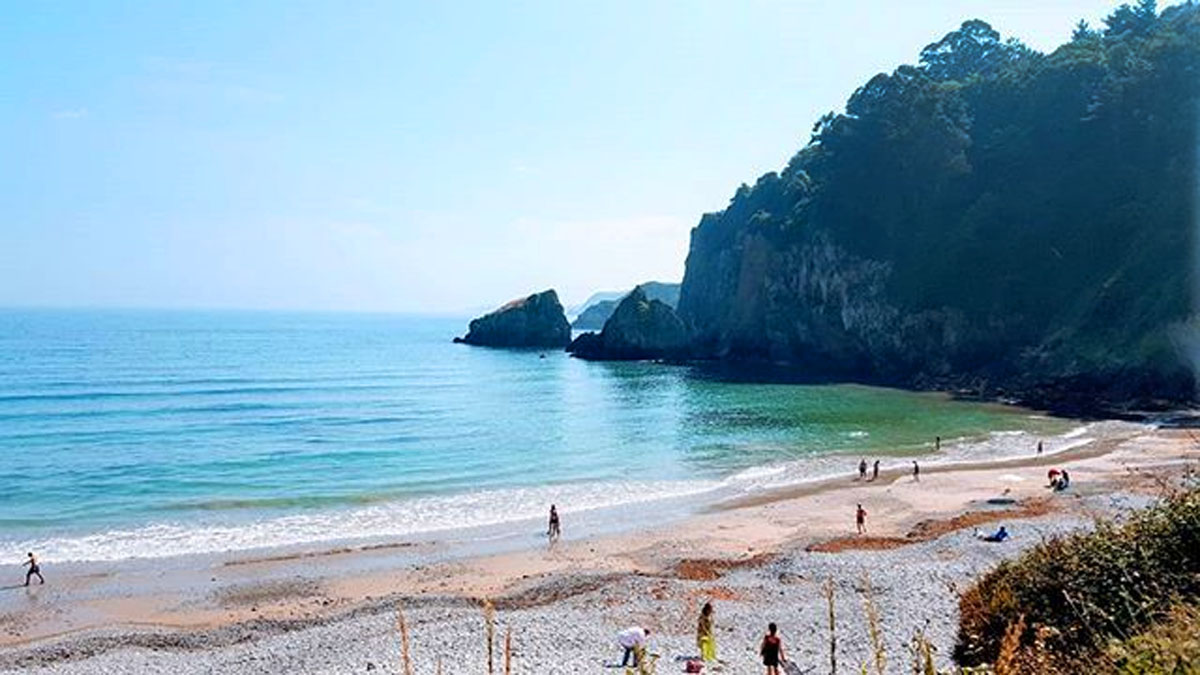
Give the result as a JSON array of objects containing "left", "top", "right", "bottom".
[
  {"left": 858, "top": 459, "right": 867, "bottom": 480},
  {"left": 871, "top": 460, "right": 880, "bottom": 481},
  {"left": 23, "top": 552, "right": 44, "bottom": 586},
  {"left": 547, "top": 505, "right": 561, "bottom": 542},
  {"left": 912, "top": 460, "right": 921, "bottom": 482},
  {"left": 855, "top": 503, "right": 867, "bottom": 534},
  {"left": 696, "top": 601, "right": 716, "bottom": 662},
  {"left": 935, "top": 436, "right": 941, "bottom": 451}
]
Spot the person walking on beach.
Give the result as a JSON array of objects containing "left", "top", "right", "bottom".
[
  {"left": 23, "top": 552, "right": 44, "bottom": 586},
  {"left": 696, "top": 601, "right": 716, "bottom": 662},
  {"left": 858, "top": 459, "right": 868, "bottom": 481},
  {"left": 547, "top": 504, "right": 561, "bottom": 542},
  {"left": 912, "top": 460, "right": 920, "bottom": 482},
  {"left": 855, "top": 503, "right": 867, "bottom": 534},
  {"left": 760, "top": 622, "right": 786, "bottom": 675},
  {"left": 871, "top": 459, "right": 880, "bottom": 481},
  {"left": 1037, "top": 440, "right": 1043, "bottom": 455},
  {"left": 616, "top": 626, "right": 649, "bottom": 667}
]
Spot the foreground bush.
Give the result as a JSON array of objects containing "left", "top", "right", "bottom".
[{"left": 955, "top": 487, "right": 1200, "bottom": 670}]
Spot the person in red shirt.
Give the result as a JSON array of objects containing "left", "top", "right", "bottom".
[{"left": 760, "top": 622, "right": 786, "bottom": 675}]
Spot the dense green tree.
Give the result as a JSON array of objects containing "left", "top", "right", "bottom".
[{"left": 677, "top": 2, "right": 1200, "bottom": 411}]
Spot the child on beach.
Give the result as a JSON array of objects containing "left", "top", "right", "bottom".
[
  {"left": 760, "top": 622, "right": 786, "bottom": 675},
  {"left": 856, "top": 504, "right": 867, "bottom": 534},
  {"left": 23, "top": 552, "right": 44, "bottom": 586},
  {"left": 696, "top": 601, "right": 716, "bottom": 662}
]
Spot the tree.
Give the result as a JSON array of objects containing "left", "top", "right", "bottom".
[
  {"left": 1104, "top": 0, "right": 1158, "bottom": 36},
  {"left": 918, "top": 19, "right": 1028, "bottom": 81}
]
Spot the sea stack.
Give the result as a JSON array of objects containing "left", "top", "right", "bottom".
[
  {"left": 568, "top": 286, "right": 690, "bottom": 360},
  {"left": 455, "top": 289, "right": 571, "bottom": 348}
]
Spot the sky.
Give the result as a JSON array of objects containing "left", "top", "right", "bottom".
[{"left": 1, "top": 1, "right": 1137, "bottom": 314}]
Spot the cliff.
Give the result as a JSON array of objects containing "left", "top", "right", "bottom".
[
  {"left": 568, "top": 286, "right": 690, "bottom": 360},
  {"left": 677, "top": 6, "right": 1200, "bottom": 412},
  {"left": 455, "top": 290, "right": 571, "bottom": 348},
  {"left": 571, "top": 282, "right": 681, "bottom": 330}
]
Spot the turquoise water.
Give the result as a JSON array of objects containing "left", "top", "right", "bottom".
[{"left": 0, "top": 309, "right": 1071, "bottom": 562}]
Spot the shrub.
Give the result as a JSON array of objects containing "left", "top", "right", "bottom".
[{"left": 955, "top": 488, "right": 1200, "bottom": 669}]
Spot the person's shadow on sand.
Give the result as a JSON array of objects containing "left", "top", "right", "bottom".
[{"left": 0, "top": 584, "right": 27, "bottom": 591}]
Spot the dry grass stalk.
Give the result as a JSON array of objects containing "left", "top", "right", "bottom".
[
  {"left": 908, "top": 627, "right": 936, "bottom": 675},
  {"left": 436, "top": 656, "right": 443, "bottom": 675},
  {"left": 824, "top": 577, "right": 838, "bottom": 675},
  {"left": 484, "top": 598, "right": 496, "bottom": 674},
  {"left": 860, "top": 574, "right": 887, "bottom": 675},
  {"left": 995, "top": 614, "right": 1026, "bottom": 675},
  {"left": 395, "top": 604, "right": 414, "bottom": 675},
  {"left": 504, "top": 625, "right": 513, "bottom": 675}
]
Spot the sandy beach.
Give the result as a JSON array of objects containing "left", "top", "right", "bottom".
[{"left": 1, "top": 420, "right": 1196, "bottom": 674}]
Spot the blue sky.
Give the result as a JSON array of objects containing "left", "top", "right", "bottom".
[{"left": 2, "top": 1, "right": 1131, "bottom": 313}]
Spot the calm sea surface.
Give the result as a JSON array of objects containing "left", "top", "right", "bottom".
[{"left": 0, "top": 309, "right": 1072, "bottom": 562}]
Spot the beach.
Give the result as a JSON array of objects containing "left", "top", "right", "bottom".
[{"left": 1, "top": 420, "right": 1195, "bottom": 674}]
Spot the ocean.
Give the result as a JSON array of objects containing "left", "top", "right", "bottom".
[{"left": 0, "top": 309, "right": 1074, "bottom": 563}]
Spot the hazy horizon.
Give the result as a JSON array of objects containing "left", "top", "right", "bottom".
[{"left": 2, "top": 0, "right": 1136, "bottom": 313}]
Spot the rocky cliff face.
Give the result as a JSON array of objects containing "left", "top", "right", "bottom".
[
  {"left": 569, "top": 286, "right": 690, "bottom": 360},
  {"left": 678, "top": 8, "right": 1200, "bottom": 412},
  {"left": 455, "top": 290, "right": 571, "bottom": 348},
  {"left": 571, "top": 282, "right": 681, "bottom": 330}
]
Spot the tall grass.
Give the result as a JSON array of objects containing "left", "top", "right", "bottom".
[
  {"left": 484, "top": 598, "right": 496, "bottom": 675},
  {"left": 396, "top": 604, "right": 414, "bottom": 675},
  {"left": 956, "top": 487, "right": 1200, "bottom": 671},
  {"left": 824, "top": 577, "right": 838, "bottom": 675},
  {"left": 860, "top": 575, "right": 887, "bottom": 675}
]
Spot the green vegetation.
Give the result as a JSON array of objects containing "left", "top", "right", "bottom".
[
  {"left": 955, "top": 486, "right": 1200, "bottom": 673},
  {"left": 678, "top": 1, "right": 1200, "bottom": 410}
]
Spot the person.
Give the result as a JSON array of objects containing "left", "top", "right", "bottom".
[
  {"left": 547, "top": 504, "right": 561, "bottom": 542},
  {"left": 1056, "top": 470, "right": 1071, "bottom": 491},
  {"left": 1037, "top": 440, "right": 1043, "bottom": 455},
  {"left": 23, "top": 552, "right": 44, "bottom": 587},
  {"left": 935, "top": 436, "right": 941, "bottom": 451},
  {"left": 1047, "top": 468, "right": 1062, "bottom": 488},
  {"left": 856, "top": 503, "right": 867, "bottom": 535},
  {"left": 760, "top": 622, "right": 786, "bottom": 675},
  {"left": 858, "top": 459, "right": 868, "bottom": 480},
  {"left": 696, "top": 601, "right": 716, "bottom": 662},
  {"left": 979, "top": 525, "right": 1009, "bottom": 542},
  {"left": 871, "top": 459, "right": 880, "bottom": 481},
  {"left": 912, "top": 460, "right": 920, "bottom": 482},
  {"left": 617, "top": 626, "right": 649, "bottom": 667}
]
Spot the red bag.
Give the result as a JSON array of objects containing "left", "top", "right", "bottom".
[{"left": 684, "top": 659, "right": 704, "bottom": 673}]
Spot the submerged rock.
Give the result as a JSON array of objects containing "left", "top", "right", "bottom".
[
  {"left": 455, "top": 290, "right": 571, "bottom": 348},
  {"left": 568, "top": 286, "right": 690, "bottom": 360}
]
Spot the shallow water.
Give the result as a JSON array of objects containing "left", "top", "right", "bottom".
[{"left": 0, "top": 309, "right": 1073, "bottom": 562}]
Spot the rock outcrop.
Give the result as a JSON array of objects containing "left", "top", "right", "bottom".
[
  {"left": 455, "top": 290, "right": 571, "bottom": 348},
  {"left": 568, "top": 286, "right": 690, "bottom": 360},
  {"left": 676, "top": 9, "right": 1200, "bottom": 412},
  {"left": 571, "top": 282, "right": 681, "bottom": 330}
]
